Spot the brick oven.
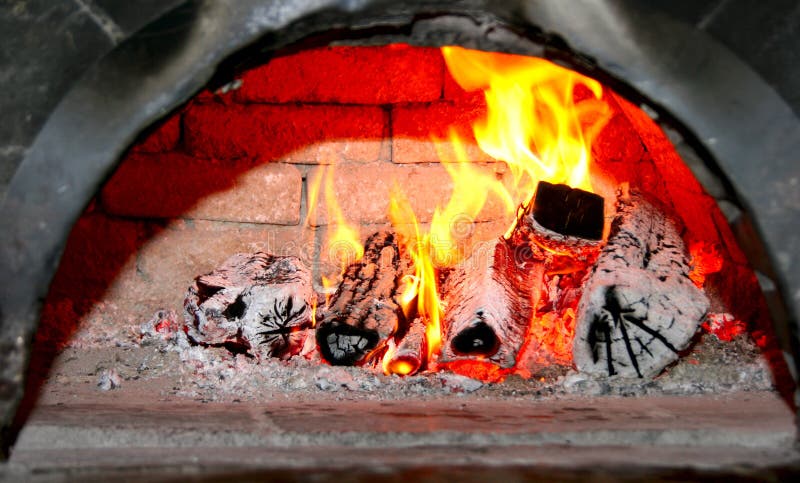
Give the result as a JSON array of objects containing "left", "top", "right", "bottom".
[{"left": 1, "top": 0, "right": 800, "bottom": 479}]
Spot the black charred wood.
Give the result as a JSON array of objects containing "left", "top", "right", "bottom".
[
  {"left": 531, "top": 181, "right": 604, "bottom": 240},
  {"left": 316, "top": 230, "right": 411, "bottom": 366}
]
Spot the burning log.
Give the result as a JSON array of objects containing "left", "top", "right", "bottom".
[
  {"left": 384, "top": 317, "right": 427, "bottom": 376},
  {"left": 440, "top": 240, "right": 540, "bottom": 368},
  {"left": 441, "top": 181, "right": 605, "bottom": 369},
  {"left": 316, "top": 230, "right": 411, "bottom": 366},
  {"left": 184, "top": 253, "right": 315, "bottom": 360},
  {"left": 572, "top": 188, "right": 710, "bottom": 378}
]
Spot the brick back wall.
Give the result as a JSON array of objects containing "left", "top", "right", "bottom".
[{"left": 42, "top": 44, "right": 758, "bottom": 348}]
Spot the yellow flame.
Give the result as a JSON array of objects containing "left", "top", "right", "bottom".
[
  {"left": 389, "top": 191, "right": 442, "bottom": 362},
  {"left": 305, "top": 164, "right": 364, "bottom": 302},
  {"left": 381, "top": 339, "right": 417, "bottom": 376},
  {"left": 429, "top": 130, "right": 516, "bottom": 267},
  {"left": 442, "top": 46, "right": 611, "bottom": 196},
  {"left": 381, "top": 339, "right": 397, "bottom": 375},
  {"left": 384, "top": 47, "right": 612, "bottom": 371}
]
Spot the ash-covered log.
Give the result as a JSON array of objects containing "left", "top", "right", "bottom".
[
  {"left": 440, "top": 181, "right": 605, "bottom": 369},
  {"left": 385, "top": 317, "right": 427, "bottom": 376},
  {"left": 440, "top": 240, "right": 540, "bottom": 368},
  {"left": 316, "top": 230, "right": 411, "bottom": 366},
  {"left": 184, "top": 253, "right": 315, "bottom": 360},
  {"left": 573, "top": 188, "right": 710, "bottom": 378}
]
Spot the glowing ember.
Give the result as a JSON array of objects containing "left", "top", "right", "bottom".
[
  {"left": 702, "top": 313, "right": 747, "bottom": 342},
  {"left": 689, "top": 241, "right": 724, "bottom": 288}
]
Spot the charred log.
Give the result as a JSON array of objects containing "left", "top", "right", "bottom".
[
  {"left": 184, "top": 253, "right": 315, "bottom": 360},
  {"left": 573, "top": 188, "right": 710, "bottom": 378},
  {"left": 316, "top": 230, "right": 410, "bottom": 366}
]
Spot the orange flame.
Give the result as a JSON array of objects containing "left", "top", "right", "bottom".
[
  {"left": 306, "top": 165, "right": 364, "bottom": 302},
  {"left": 389, "top": 190, "right": 443, "bottom": 363},
  {"left": 382, "top": 47, "right": 612, "bottom": 377},
  {"left": 442, "top": 46, "right": 611, "bottom": 198}
]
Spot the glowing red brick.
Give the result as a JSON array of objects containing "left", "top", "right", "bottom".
[
  {"left": 183, "top": 103, "right": 386, "bottom": 163},
  {"left": 234, "top": 45, "right": 444, "bottom": 104},
  {"left": 391, "top": 101, "right": 494, "bottom": 164},
  {"left": 131, "top": 113, "right": 181, "bottom": 153},
  {"left": 102, "top": 152, "right": 302, "bottom": 224}
]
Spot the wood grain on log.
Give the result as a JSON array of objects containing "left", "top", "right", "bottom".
[
  {"left": 184, "top": 253, "right": 315, "bottom": 360},
  {"left": 573, "top": 188, "right": 710, "bottom": 378},
  {"left": 316, "top": 230, "right": 411, "bottom": 366}
]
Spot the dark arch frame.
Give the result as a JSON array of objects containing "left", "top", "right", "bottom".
[{"left": 2, "top": 0, "right": 799, "bottom": 454}]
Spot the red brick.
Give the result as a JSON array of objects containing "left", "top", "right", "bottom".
[
  {"left": 705, "top": 263, "right": 765, "bottom": 326},
  {"left": 47, "top": 213, "right": 141, "bottom": 303},
  {"left": 131, "top": 113, "right": 181, "bottom": 153},
  {"left": 136, "top": 220, "right": 316, "bottom": 309},
  {"left": 102, "top": 152, "right": 302, "bottom": 224},
  {"left": 392, "top": 101, "right": 495, "bottom": 164},
  {"left": 710, "top": 202, "right": 749, "bottom": 266},
  {"left": 592, "top": 112, "right": 646, "bottom": 166},
  {"left": 234, "top": 45, "right": 443, "bottom": 104},
  {"left": 612, "top": 92, "right": 706, "bottom": 195},
  {"left": 183, "top": 103, "right": 386, "bottom": 163},
  {"left": 443, "top": 66, "right": 486, "bottom": 103},
  {"left": 306, "top": 162, "right": 510, "bottom": 226}
]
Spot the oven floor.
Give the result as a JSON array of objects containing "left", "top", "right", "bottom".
[
  {"left": 2, "top": 337, "right": 798, "bottom": 480},
  {"left": 2, "top": 387, "right": 798, "bottom": 480}
]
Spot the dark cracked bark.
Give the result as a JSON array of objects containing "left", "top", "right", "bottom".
[
  {"left": 573, "top": 188, "right": 710, "bottom": 378},
  {"left": 316, "top": 230, "right": 411, "bottom": 366}
]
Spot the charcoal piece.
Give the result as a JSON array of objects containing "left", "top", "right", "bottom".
[
  {"left": 184, "top": 253, "right": 315, "bottom": 360},
  {"left": 573, "top": 189, "right": 710, "bottom": 378},
  {"left": 316, "top": 230, "right": 411, "bottom": 366},
  {"left": 385, "top": 317, "right": 427, "bottom": 376},
  {"left": 531, "top": 181, "right": 604, "bottom": 240}
]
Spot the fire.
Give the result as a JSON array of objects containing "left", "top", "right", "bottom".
[
  {"left": 689, "top": 241, "right": 724, "bottom": 288},
  {"left": 388, "top": 190, "right": 443, "bottom": 363},
  {"left": 442, "top": 46, "right": 611, "bottom": 198},
  {"left": 381, "top": 47, "right": 612, "bottom": 377},
  {"left": 382, "top": 339, "right": 417, "bottom": 376},
  {"left": 306, "top": 164, "right": 365, "bottom": 301}
]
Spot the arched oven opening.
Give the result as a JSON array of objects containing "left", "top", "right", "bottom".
[{"left": 1, "top": 0, "right": 799, "bottom": 476}]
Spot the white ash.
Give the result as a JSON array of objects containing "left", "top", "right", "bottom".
[
  {"left": 96, "top": 368, "right": 122, "bottom": 391},
  {"left": 440, "top": 373, "right": 484, "bottom": 394},
  {"left": 122, "top": 311, "right": 780, "bottom": 403}
]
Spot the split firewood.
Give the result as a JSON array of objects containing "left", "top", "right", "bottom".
[
  {"left": 316, "top": 230, "right": 411, "bottom": 366},
  {"left": 440, "top": 181, "right": 606, "bottom": 369},
  {"left": 184, "top": 252, "right": 315, "bottom": 360},
  {"left": 572, "top": 187, "right": 710, "bottom": 378},
  {"left": 385, "top": 317, "right": 428, "bottom": 376}
]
